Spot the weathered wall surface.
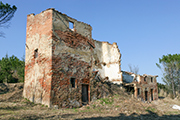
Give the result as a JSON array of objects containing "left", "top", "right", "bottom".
[
  {"left": 51, "top": 10, "right": 94, "bottom": 108},
  {"left": 50, "top": 9, "right": 122, "bottom": 107},
  {"left": 23, "top": 9, "right": 53, "bottom": 107},
  {"left": 24, "top": 8, "right": 123, "bottom": 108},
  {"left": 24, "top": 8, "right": 158, "bottom": 108},
  {"left": 52, "top": 9, "right": 92, "bottom": 39},
  {"left": 93, "top": 41, "right": 122, "bottom": 84},
  {"left": 51, "top": 33, "right": 92, "bottom": 107}
]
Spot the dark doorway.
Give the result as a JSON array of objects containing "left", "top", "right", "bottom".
[
  {"left": 151, "top": 89, "right": 153, "bottom": 101},
  {"left": 82, "top": 85, "right": 88, "bottom": 105},
  {"left": 145, "top": 91, "right": 148, "bottom": 101},
  {"left": 125, "top": 86, "right": 134, "bottom": 94},
  {"left": 138, "top": 88, "right": 140, "bottom": 96}
]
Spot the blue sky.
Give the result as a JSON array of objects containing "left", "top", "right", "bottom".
[{"left": 1, "top": 0, "right": 180, "bottom": 84}]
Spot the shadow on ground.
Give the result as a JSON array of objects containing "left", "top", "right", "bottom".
[
  {"left": 158, "top": 96, "right": 165, "bottom": 100},
  {"left": 0, "top": 83, "right": 9, "bottom": 94},
  {"left": 75, "top": 110, "right": 180, "bottom": 120}
]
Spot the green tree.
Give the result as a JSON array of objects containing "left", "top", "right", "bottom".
[
  {"left": 0, "top": 54, "right": 13, "bottom": 83},
  {"left": 0, "top": 1, "right": 17, "bottom": 37},
  {"left": 0, "top": 54, "right": 25, "bottom": 83},
  {"left": 16, "top": 56, "right": 25, "bottom": 82},
  {"left": 9, "top": 55, "right": 25, "bottom": 82},
  {"left": 157, "top": 82, "right": 168, "bottom": 93},
  {"left": 156, "top": 54, "right": 180, "bottom": 98}
]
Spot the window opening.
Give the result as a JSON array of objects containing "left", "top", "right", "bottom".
[
  {"left": 69, "top": 21, "right": 74, "bottom": 30},
  {"left": 144, "top": 76, "right": 147, "bottom": 82},
  {"left": 34, "top": 49, "right": 38, "bottom": 58},
  {"left": 151, "top": 77, "right": 153, "bottom": 82},
  {"left": 70, "top": 78, "right": 75, "bottom": 88}
]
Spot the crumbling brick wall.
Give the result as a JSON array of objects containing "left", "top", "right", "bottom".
[
  {"left": 135, "top": 75, "right": 158, "bottom": 101},
  {"left": 23, "top": 8, "right": 124, "bottom": 108},
  {"left": 23, "top": 9, "right": 53, "bottom": 107},
  {"left": 50, "top": 10, "right": 95, "bottom": 108},
  {"left": 24, "top": 8, "right": 157, "bottom": 108}
]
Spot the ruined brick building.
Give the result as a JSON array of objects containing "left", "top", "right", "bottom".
[{"left": 23, "top": 8, "right": 158, "bottom": 108}]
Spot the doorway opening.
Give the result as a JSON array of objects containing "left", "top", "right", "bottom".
[
  {"left": 151, "top": 89, "right": 153, "bottom": 101},
  {"left": 82, "top": 85, "right": 89, "bottom": 105},
  {"left": 138, "top": 88, "right": 140, "bottom": 96},
  {"left": 145, "top": 91, "right": 148, "bottom": 101},
  {"left": 125, "top": 86, "right": 134, "bottom": 94}
]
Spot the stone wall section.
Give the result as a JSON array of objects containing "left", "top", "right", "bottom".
[
  {"left": 52, "top": 9, "right": 92, "bottom": 39},
  {"left": 23, "top": 9, "right": 53, "bottom": 107},
  {"left": 51, "top": 30, "right": 93, "bottom": 108}
]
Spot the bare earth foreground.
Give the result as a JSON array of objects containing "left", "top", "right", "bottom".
[{"left": 0, "top": 83, "right": 180, "bottom": 120}]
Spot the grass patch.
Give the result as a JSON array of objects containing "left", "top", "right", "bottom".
[
  {"left": 24, "top": 98, "right": 30, "bottom": 102},
  {"left": 165, "top": 111, "right": 180, "bottom": 115},
  {"left": 146, "top": 107, "right": 156, "bottom": 112},
  {"left": 115, "top": 105, "right": 120, "bottom": 108},
  {"left": 92, "top": 104, "right": 96, "bottom": 108},
  {"left": 99, "top": 97, "right": 114, "bottom": 105},
  {"left": 114, "top": 94, "right": 119, "bottom": 98},
  {"left": 80, "top": 109, "right": 91, "bottom": 113},
  {"left": 72, "top": 107, "right": 78, "bottom": 112}
]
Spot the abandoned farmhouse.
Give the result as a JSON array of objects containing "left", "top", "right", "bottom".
[{"left": 23, "top": 8, "right": 158, "bottom": 108}]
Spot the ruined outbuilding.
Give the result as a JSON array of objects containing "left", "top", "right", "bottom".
[
  {"left": 122, "top": 71, "right": 158, "bottom": 102},
  {"left": 23, "top": 8, "right": 158, "bottom": 108}
]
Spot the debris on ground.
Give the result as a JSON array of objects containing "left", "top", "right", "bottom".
[{"left": 172, "top": 105, "right": 180, "bottom": 110}]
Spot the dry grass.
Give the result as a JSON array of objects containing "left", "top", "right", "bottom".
[{"left": 0, "top": 83, "right": 180, "bottom": 120}]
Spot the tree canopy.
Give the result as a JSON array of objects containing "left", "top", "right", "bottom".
[
  {"left": 156, "top": 54, "right": 180, "bottom": 98},
  {"left": 0, "top": 54, "right": 24, "bottom": 83},
  {"left": 0, "top": 1, "right": 17, "bottom": 37}
]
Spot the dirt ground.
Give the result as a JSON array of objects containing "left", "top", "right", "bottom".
[{"left": 0, "top": 83, "right": 180, "bottom": 120}]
